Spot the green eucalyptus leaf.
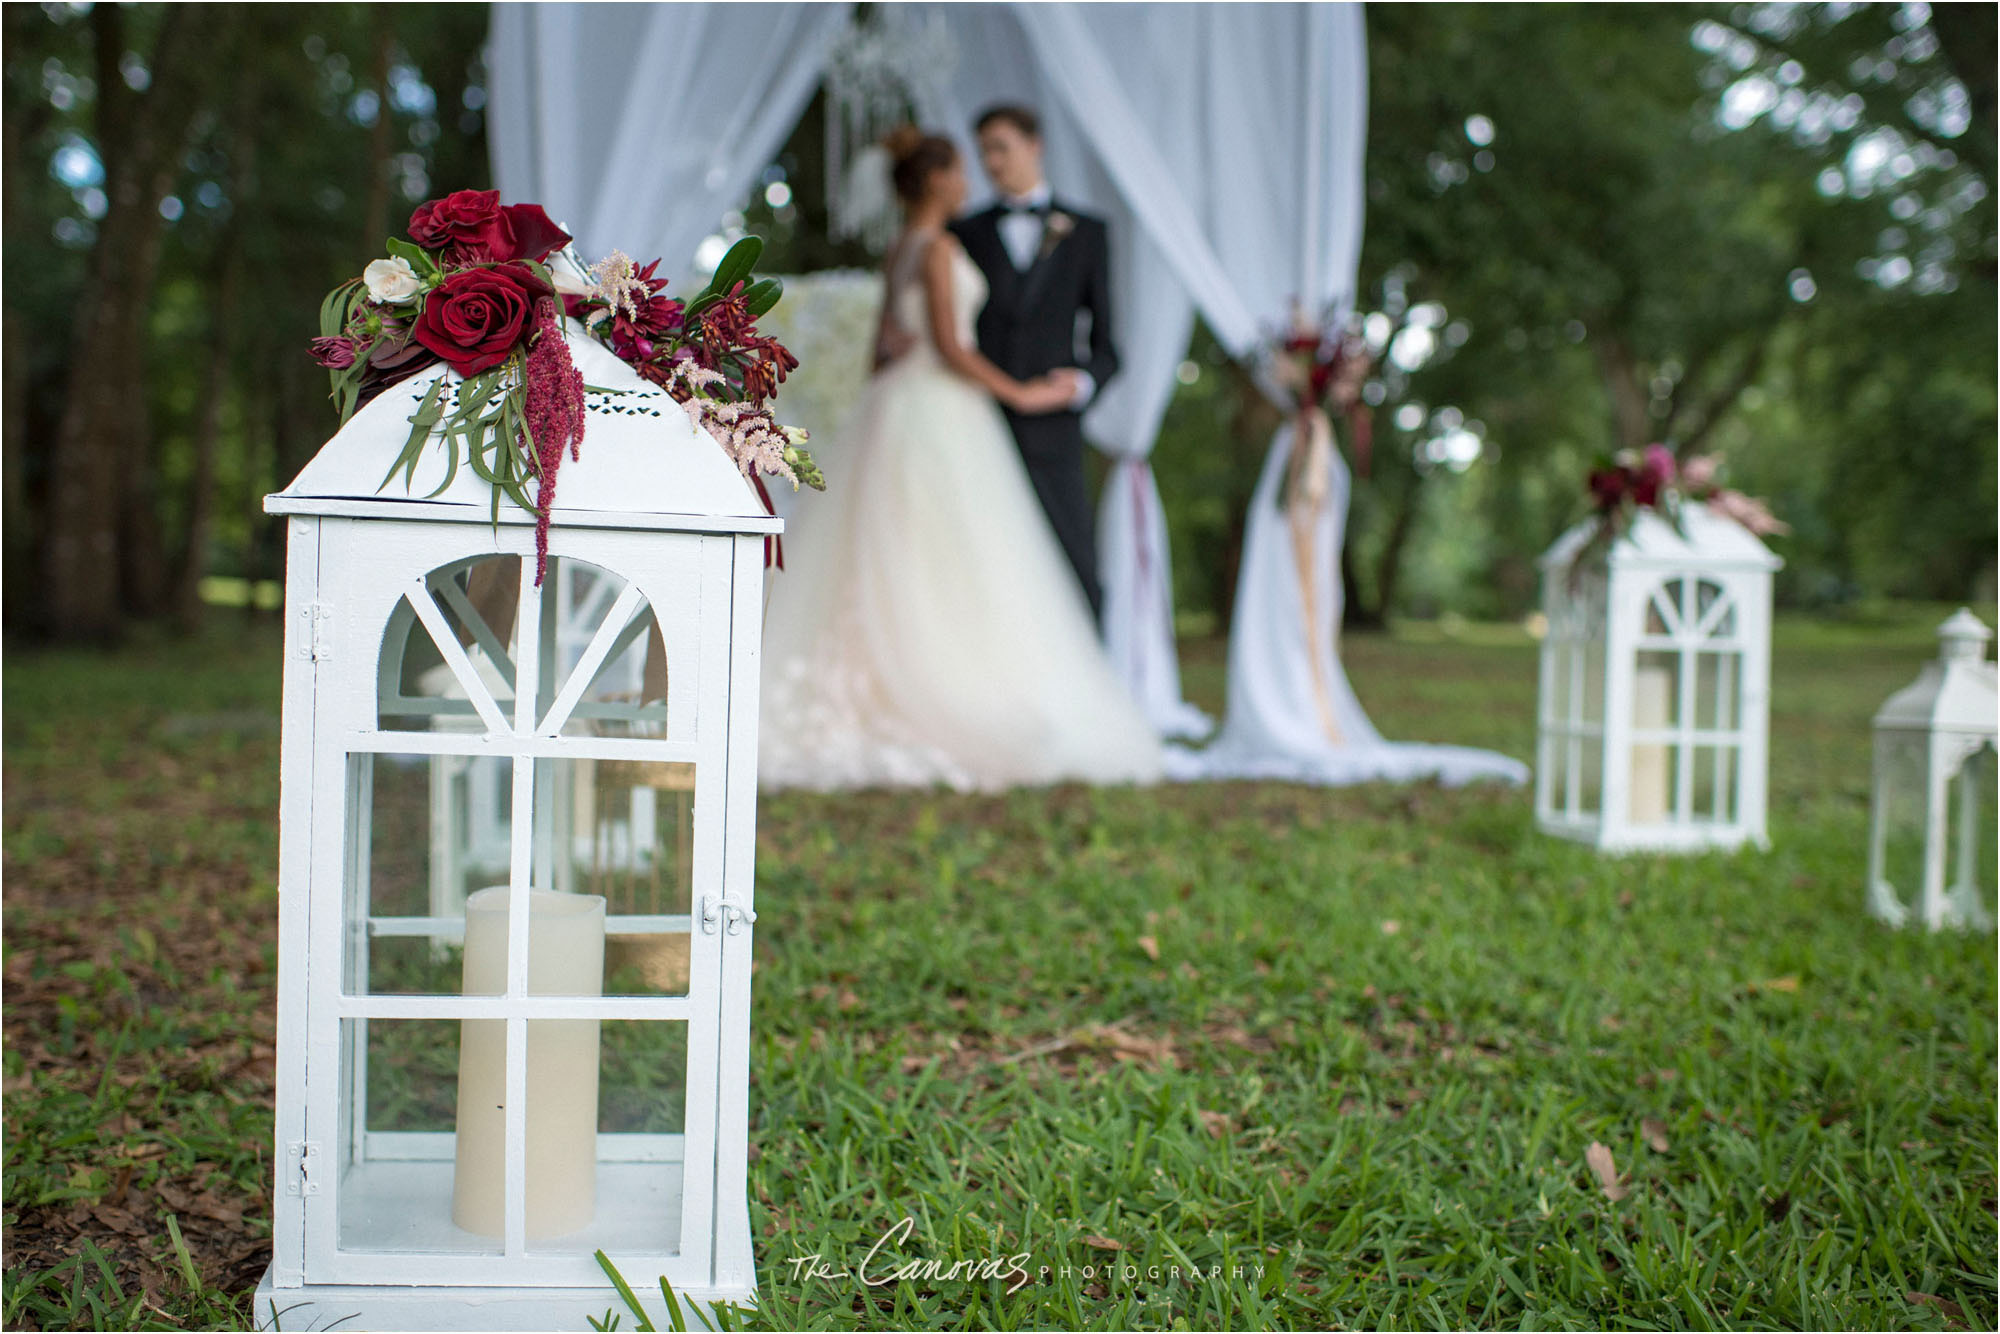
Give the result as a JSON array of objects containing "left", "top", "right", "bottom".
[
  {"left": 706, "top": 235, "right": 763, "bottom": 299},
  {"left": 381, "top": 379, "right": 445, "bottom": 493},
  {"left": 743, "top": 277, "right": 783, "bottom": 319},
  {"left": 384, "top": 237, "right": 438, "bottom": 276}
]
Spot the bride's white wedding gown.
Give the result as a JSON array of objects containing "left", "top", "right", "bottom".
[{"left": 758, "top": 234, "right": 1164, "bottom": 792}]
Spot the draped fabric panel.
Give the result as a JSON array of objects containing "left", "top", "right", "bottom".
[{"left": 489, "top": 2, "right": 855, "bottom": 285}]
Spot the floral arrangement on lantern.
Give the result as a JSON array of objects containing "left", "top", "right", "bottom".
[
  {"left": 1575, "top": 443, "right": 1787, "bottom": 564},
  {"left": 312, "top": 188, "right": 824, "bottom": 582}
]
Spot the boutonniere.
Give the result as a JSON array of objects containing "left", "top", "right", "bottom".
[{"left": 1036, "top": 210, "right": 1076, "bottom": 262}]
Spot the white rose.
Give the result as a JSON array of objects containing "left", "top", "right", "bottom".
[{"left": 363, "top": 257, "right": 421, "bottom": 304}]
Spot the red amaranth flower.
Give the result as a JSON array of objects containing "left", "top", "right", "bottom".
[{"left": 522, "top": 297, "right": 587, "bottom": 585}]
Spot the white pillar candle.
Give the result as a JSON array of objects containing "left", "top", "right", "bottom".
[
  {"left": 452, "top": 886, "right": 605, "bottom": 1240},
  {"left": 1631, "top": 662, "right": 1673, "bottom": 823}
]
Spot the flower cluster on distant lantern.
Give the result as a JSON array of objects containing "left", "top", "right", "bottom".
[
  {"left": 1573, "top": 443, "right": 1788, "bottom": 572},
  {"left": 311, "top": 189, "right": 821, "bottom": 585}
]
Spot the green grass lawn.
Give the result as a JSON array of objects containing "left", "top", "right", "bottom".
[{"left": 3, "top": 605, "right": 1994, "bottom": 1331}]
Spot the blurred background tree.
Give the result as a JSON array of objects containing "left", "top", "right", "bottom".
[{"left": 3, "top": 2, "right": 1991, "bottom": 643}]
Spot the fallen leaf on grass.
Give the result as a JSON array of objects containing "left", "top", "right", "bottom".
[
  {"left": 1584, "top": 1141, "right": 1629, "bottom": 1201},
  {"left": 1079, "top": 1235, "right": 1123, "bottom": 1251},
  {"left": 1907, "top": 1291, "right": 1968, "bottom": 1329},
  {"left": 1197, "top": 1109, "right": 1233, "bottom": 1139},
  {"left": 1641, "top": 1117, "right": 1670, "bottom": 1153},
  {"left": 1136, "top": 935, "right": 1159, "bottom": 961},
  {"left": 1741, "top": 975, "right": 1800, "bottom": 995}
]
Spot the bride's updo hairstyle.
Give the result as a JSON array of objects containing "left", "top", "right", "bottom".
[{"left": 884, "top": 125, "right": 958, "bottom": 206}]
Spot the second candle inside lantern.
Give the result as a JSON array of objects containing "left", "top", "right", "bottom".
[{"left": 452, "top": 885, "right": 606, "bottom": 1241}]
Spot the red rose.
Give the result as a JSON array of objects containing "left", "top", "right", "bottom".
[
  {"left": 408, "top": 189, "right": 509, "bottom": 257},
  {"left": 408, "top": 190, "right": 571, "bottom": 265},
  {"left": 412, "top": 265, "right": 547, "bottom": 376}
]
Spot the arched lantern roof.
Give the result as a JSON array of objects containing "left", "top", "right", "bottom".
[
  {"left": 1538, "top": 506, "right": 1783, "bottom": 574},
  {"left": 266, "top": 329, "right": 780, "bottom": 534}
]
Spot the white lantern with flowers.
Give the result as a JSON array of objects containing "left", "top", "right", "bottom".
[
  {"left": 1866, "top": 609, "right": 1997, "bottom": 932},
  {"left": 254, "top": 191, "right": 819, "bottom": 1330},
  {"left": 1535, "top": 446, "right": 1785, "bottom": 853}
]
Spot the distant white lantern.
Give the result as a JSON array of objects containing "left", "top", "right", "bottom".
[
  {"left": 1866, "top": 609, "right": 1997, "bottom": 931},
  {"left": 255, "top": 329, "right": 777, "bottom": 1329},
  {"left": 1535, "top": 506, "right": 1781, "bottom": 851}
]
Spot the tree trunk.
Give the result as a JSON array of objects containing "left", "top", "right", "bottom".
[
  {"left": 43, "top": 6, "right": 213, "bottom": 641},
  {"left": 1589, "top": 328, "right": 1651, "bottom": 453},
  {"left": 360, "top": 18, "right": 397, "bottom": 252},
  {"left": 1340, "top": 539, "right": 1376, "bottom": 629},
  {"left": 172, "top": 49, "right": 264, "bottom": 631},
  {"left": 1370, "top": 471, "right": 1426, "bottom": 625}
]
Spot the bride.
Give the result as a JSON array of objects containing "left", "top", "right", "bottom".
[{"left": 758, "top": 128, "right": 1164, "bottom": 793}]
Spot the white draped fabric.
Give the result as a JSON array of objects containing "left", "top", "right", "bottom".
[
  {"left": 488, "top": 2, "right": 854, "bottom": 281},
  {"left": 487, "top": 2, "right": 1528, "bottom": 786},
  {"left": 1167, "top": 424, "right": 1531, "bottom": 786}
]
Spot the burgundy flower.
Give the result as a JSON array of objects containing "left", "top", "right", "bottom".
[
  {"left": 408, "top": 190, "right": 572, "bottom": 266},
  {"left": 409, "top": 189, "right": 510, "bottom": 258},
  {"left": 496, "top": 203, "right": 570, "bottom": 264},
  {"left": 1587, "top": 465, "right": 1630, "bottom": 511},
  {"left": 413, "top": 264, "right": 548, "bottom": 376},
  {"left": 311, "top": 336, "right": 357, "bottom": 369}
]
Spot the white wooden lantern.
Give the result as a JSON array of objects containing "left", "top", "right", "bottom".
[
  {"left": 1535, "top": 506, "right": 1781, "bottom": 852},
  {"left": 255, "top": 329, "right": 777, "bottom": 1330},
  {"left": 1866, "top": 609, "right": 1997, "bottom": 931}
]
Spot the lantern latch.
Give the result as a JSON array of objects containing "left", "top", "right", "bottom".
[
  {"left": 700, "top": 893, "right": 757, "bottom": 936},
  {"left": 299, "top": 603, "right": 334, "bottom": 663},
  {"left": 286, "top": 1140, "right": 321, "bottom": 1196}
]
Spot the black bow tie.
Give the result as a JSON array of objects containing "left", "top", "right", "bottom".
[{"left": 1004, "top": 200, "right": 1051, "bottom": 217}]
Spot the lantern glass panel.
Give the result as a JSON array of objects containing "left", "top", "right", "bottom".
[
  {"left": 335, "top": 1018, "right": 504, "bottom": 1256},
  {"left": 1644, "top": 581, "right": 1682, "bottom": 637},
  {"left": 1695, "top": 650, "right": 1739, "bottom": 733},
  {"left": 1872, "top": 729, "right": 1932, "bottom": 905},
  {"left": 518, "top": 1018, "right": 692, "bottom": 1259},
  {"left": 378, "top": 556, "right": 524, "bottom": 733},
  {"left": 551, "top": 563, "right": 671, "bottom": 741},
  {"left": 1945, "top": 742, "right": 1997, "bottom": 904},
  {"left": 1696, "top": 579, "right": 1735, "bottom": 637},
  {"left": 530, "top": 756, "right": 697, "bottom": 999},
  {"left": 1690, "top": 742, "right": 1738, "bottom": 822},
  {"left": 1579, "top": 629, "right": 1605, "bottom": 726},
  {"left": 1575, "top": 729, "right": 1601, "bottom": 816},
  {"left": 346, "top": 751, "right": 515, "bottom": 997}
]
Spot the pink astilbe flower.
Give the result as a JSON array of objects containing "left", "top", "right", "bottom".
[
  {"left": 522, "top": 297, "right": 588, "bottom": 585},
  {"left": 1708, "top": 487, "right": 1790, "bottom": 536}
]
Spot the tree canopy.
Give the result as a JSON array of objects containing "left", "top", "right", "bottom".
[{"left": 4, "top": 3, "right": 1992, "bottom": 642}]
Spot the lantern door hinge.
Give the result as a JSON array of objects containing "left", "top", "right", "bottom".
[
  {"left": 299, "top": 603, "right": 334, "bottom": 662},
  {"left": 700, "top": 893, "right": 757, "bottom": 936},
  {"left": 286, "top": 1140, "right": 321, "bottom": 1196}
]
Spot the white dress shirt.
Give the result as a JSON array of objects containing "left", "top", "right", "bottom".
[{"left": 997, "top": 181, "right": 1095, "bottom": 410}]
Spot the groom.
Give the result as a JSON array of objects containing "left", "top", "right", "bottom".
[{"left": 949, "top": 104, "right": 1119, "bottom": 628}]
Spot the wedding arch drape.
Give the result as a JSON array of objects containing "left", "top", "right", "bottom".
[{"left": 488, "top": 1, "right": 1527, "bottom": 787}]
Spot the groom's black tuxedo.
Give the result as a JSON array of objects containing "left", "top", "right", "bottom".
[{"left": 949, "top": 198, "right": 1119, "bottom": 626}]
